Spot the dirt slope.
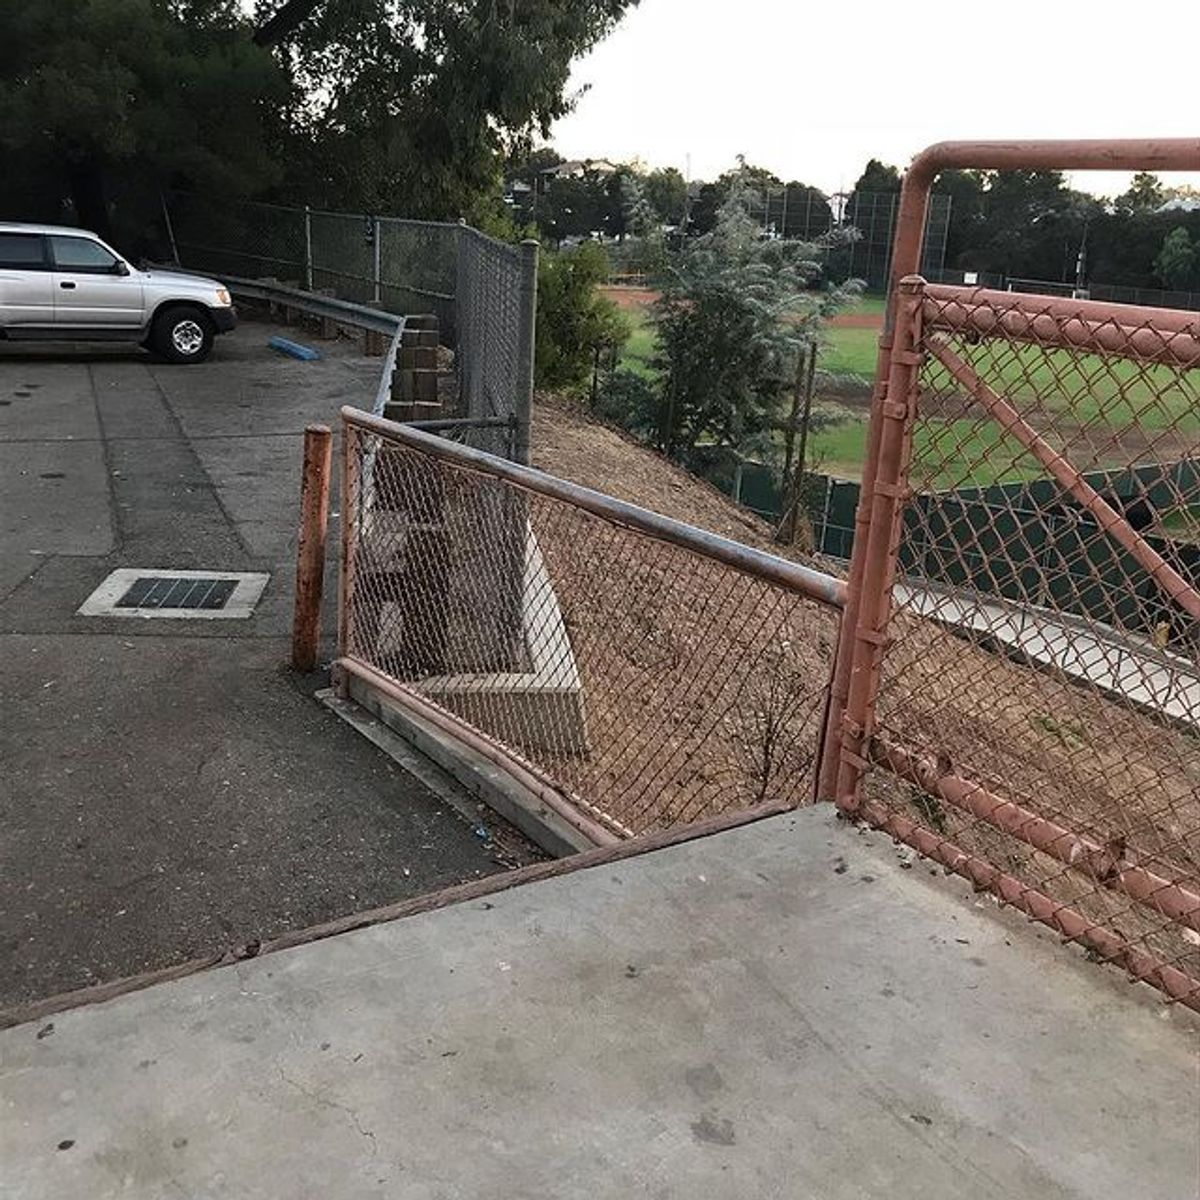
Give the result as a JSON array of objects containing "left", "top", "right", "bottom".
[{"left": 533, "top": 394, "right": 788, "bottom": 553}]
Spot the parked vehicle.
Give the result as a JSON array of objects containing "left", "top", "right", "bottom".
[{"left": 0, "top": 223, "right": 235, "bottom": 363}]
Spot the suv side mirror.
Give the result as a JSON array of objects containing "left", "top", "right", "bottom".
[{"left": 112, "top": 260, "right": 130, "bottom": 277}]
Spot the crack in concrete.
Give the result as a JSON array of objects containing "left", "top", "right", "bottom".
[{"left": 276, "top": 1065, "right": 379, "bottom": 1157}]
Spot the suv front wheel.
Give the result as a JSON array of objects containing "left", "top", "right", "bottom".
[{"left": 151, "top": 306, "right": 215, "bottom": 364}]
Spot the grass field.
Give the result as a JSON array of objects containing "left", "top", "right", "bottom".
[
  {"left": 611, "top": 289, "right": 1199, "bottom": 487},
  {"left": 819, "top": 326, "right": 878, "bottom": 378},
  {"left": 806, "top": 411, "right": 1048, "bottom": 489},
  {"left": 620, "top": 320, "right": 657, "bottom": 379},
  {"left": 616, "top": 298, "right": 884, "bottom": 383}
]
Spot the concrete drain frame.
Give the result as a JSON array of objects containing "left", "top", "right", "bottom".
[{"left": 77, "top": 568, "right": 270, "bottom": 620}]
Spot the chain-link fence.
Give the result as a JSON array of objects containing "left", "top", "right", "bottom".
[
  {"left": 456, "top": 228, "right": 537, "bottom": 461},
  {"left": 828, "top": 192, "right": 951, "bottom": 289},
  {"left": 163, "top": 192, "right": 533, "bottom": 461},
  {"left": 1090, "top": 281, "right": 1200, "bottom": 314},
  {"left": 337, "top": 410, "right": 845, "bottom": 839},
  {"left": 825, "top": 142, "right": 1200, "bottom": 1011},
  {"left": 862, "top": 280, "right": 1200, "bottom": 1004}
]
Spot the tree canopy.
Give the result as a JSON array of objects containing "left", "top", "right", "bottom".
[
  {"left": 260, "top": 0, "right": 636, "bottom": 216},
  {"left": 652, "top": 183, "right": 857, "bottom": 457},
  {"left": 1155, "top": 227, "right": 1198, "bottom": 290},
  {"left": 0, "top": 0, "right": 286, "bottom": 234},
  {"left": 0, "top": 0, "right": 639, "bottom": 236}
]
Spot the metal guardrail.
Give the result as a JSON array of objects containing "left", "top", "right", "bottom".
[
  {"left": 166, "top": 265, "right": 520, "bottom": 455},
  {"left": 151, "top": 264, "right": 403, "bottom": 337}
]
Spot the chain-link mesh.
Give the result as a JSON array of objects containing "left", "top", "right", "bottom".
[
  {"left": 455, "top": 228, "right": 528, "bottom": 458},
  {"left": 341, "top": 418, "right": 842, "bottom": 837},
  {"left": 864, "top": 282, "right": 1200, "bottom": 1004},
  {"left": 163, "top": 192, "right": 531, "bottom": 463},
  {"left": 167, "top": 192, "right": 307, "bottom": 280},
  {"left": 823, "top": 192, "right": 951, "bottom": 289}
]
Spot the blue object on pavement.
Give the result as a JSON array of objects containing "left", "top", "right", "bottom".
[{"left": 268, "top": 336, "right": 321, "bottom": 361}]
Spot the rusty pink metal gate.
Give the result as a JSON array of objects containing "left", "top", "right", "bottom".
[{"left": 824, "top": 140, "right": 1200, "bottom": 1009}]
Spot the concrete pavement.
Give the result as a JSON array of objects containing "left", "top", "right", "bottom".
[
  {"left": 0, "top": 328, "right": 538, "bottom": 1012},
  {"left": 2, "top": 808, "right": 1195, "bottom": 1199}
]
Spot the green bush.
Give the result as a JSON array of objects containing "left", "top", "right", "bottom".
[
  {"left": 535, "top": 241, "right": 630, "bottom": 391},
  {"left": 594, "top": 368, "right": 659, "bottom": 441}
]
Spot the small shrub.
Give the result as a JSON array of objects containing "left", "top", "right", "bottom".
[
  {"left": 594, "top": 368, "right": 659, "bottom": 441},
  {"left": 535, "top": 242, "right": 630, "bottom": 392}
]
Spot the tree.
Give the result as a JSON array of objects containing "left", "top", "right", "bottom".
[
  {"left": 0, "top": 0, "right": 287, "bottom": 235},
  {"left": 966, "top": 170, "right": 1077, "bottom": 279},
  {"left": 850, "top": 158, "right": 901, "bottom": 196},
  {"left": 534, "top": 241, "right": 629, "bottom": 390},
  {"left": 934, "top": 169, "right": 987, "bottom": 268},
  {"left": 842, "top": 159, "right": 902, "bottom": 265},
  {"left": 651, "top": 183, "right": 857, "bottom": 458},
  {"left": 536, "top": 169, "right": 609, "bottom": 244},
  {"left": 258, "top": 1, "right": 638, "bottom": 217},
  {"left": 780, "top": 182, "right": 833, "bottom": 239},
  {"left": 685, "top": 158, "right": 783, "bottom": 235},
  {"left": 1116, "top": 172, "right": 1165, "bottom": 214},
  {"left": 1155, "top": 228, "right": 1197, "bottom": 290},
  {"left": 644, "top": 167, "right": 687, "bottom": 227},
  {"left": 688, "top": 182, "right": 723, "bottom": 235}
]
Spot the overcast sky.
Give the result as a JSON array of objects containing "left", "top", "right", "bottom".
[{"left": 551, "top": 0, "right": 1200, "bottom": 198}]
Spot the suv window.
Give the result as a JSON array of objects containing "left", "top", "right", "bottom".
[
  {"left": 0, "top": 233, "right": 47, "bottom": 269},
  {"left": 49, "top": 236, "right": 120, "bottom": 273}
]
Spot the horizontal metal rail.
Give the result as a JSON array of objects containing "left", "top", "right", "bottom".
[
  {"left": 907, "top": 137, "right": 1200, "bottom": 179},
  {"left": 858, "top": 796, "right": 1200, "bottom": 1010},
  {"left": 340, "top": 406, "right": 848, "bottom": 610},
  {"left": 406, "top": 417, "right": 515, "bottom": 432},
  {"left": 153, "top": 264, "right": 403, "bottom": 336},
  {"left": 924, "top": 283, "right": 1200, "bottom": 367},
  {"left": 371, "top": 320, "right": 406, "bottom": 415},
  {"left": 870, "top": 735, "right": 1200, "bottom": 932}
]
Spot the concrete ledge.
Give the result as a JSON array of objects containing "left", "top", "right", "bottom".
[
  {"left": 325, "top": 677, "right": 596, "bottom": 857},
  {"left": 418, "top": 531, "right": 589, "bottom": 755}
]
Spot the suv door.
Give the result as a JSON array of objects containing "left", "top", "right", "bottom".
[
  {"left": 0, "top": 232, "right": 53, "bottom": 328},
  {"left": 48, "top": 235, "right": 144, "bottom": 328}
]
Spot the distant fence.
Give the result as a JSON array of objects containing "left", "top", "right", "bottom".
[
  {"left": 811, "top": 462, "right": 1200, "bottom": 642},
  {"left": 742, "top": 188, "right": 951, "bottom": 290},
  {"left": 162, "top": 192, "right": 536, "bottom": 462},
  {"left": 1089, "top": 281, "right": 1200, "bottom": 313}
]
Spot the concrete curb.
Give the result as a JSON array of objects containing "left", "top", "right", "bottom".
[{"left": 318, "top": 683, "right": 597, "bottom": 857}]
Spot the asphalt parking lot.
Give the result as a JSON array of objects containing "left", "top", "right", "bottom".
[{"left": 0, "top": 321, "right": 535, "bottom": 1014}]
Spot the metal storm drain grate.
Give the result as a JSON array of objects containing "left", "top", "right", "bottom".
[{"left": 78, "top": 569, "right": 270, "bottom": 620}]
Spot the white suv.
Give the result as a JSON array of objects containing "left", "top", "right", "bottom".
[{"left": 0, "top": 223, "right": 236, "bottom": 363}]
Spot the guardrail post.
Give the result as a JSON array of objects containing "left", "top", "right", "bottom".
[
  {"left": 291, "top": 423, "right": 333, "bottom": 672},
  {"left": 514, "top": 239, "right": 539, "bottom": 466}
]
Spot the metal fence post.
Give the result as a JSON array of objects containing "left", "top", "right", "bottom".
[
  {"left": 303, "top": 205, "right": 313, "bottom": 292},
  {"left": 160, "top": 192, "right": 180, "bottom": 266},
  {"left": 291, "top": 424, "right": 333, "bottom": 672},
  {"left": 514, "top": 239, "right": 539, "bottom": 466},
  {"left": 832, "top": 275, "right": 926, "bottom": 813},
  {"left": 373, "top": 218, "right": 382, "bottom": 306}
]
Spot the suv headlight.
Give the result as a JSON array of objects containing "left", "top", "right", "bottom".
[{"left": 215, "top": 287, "right": 232, "bottom": 307}]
